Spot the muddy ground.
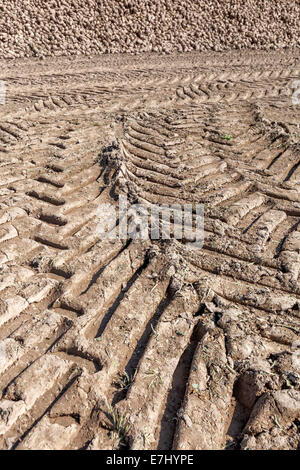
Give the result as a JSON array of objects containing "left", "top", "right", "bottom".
[{"left": 0, "top": 50, "right": 299, "bottom": 449}]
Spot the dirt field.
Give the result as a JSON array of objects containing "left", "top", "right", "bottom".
[{"left": 0, "top": 49, "right": 299, "bottom": 450}]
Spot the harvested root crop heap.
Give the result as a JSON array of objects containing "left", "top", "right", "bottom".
[{"left": 0, "top": 0, "right": 299, "bottom": 58}]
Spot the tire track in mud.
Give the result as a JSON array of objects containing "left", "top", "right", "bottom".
[{"left": 0, "top": 51, "right": 300, "bottom": 450}]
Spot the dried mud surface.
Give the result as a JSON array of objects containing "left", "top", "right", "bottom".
[
  {"left": 0, "top": 50, "right": 300, "bottom": 450},
  {"left": 0, "top": 1, "right": 300, "bottom": 58}
]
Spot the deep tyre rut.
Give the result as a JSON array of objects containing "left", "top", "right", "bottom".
[{"left": 0, "top": 51, "right": 299, "bottom": 450}]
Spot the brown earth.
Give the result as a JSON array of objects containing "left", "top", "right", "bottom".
[
  {"left": 0, "top": 49, "right": 300, "bottom": 450},
  {"left": 0, "top": 1, "right": 300, "bottom": 58}
]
